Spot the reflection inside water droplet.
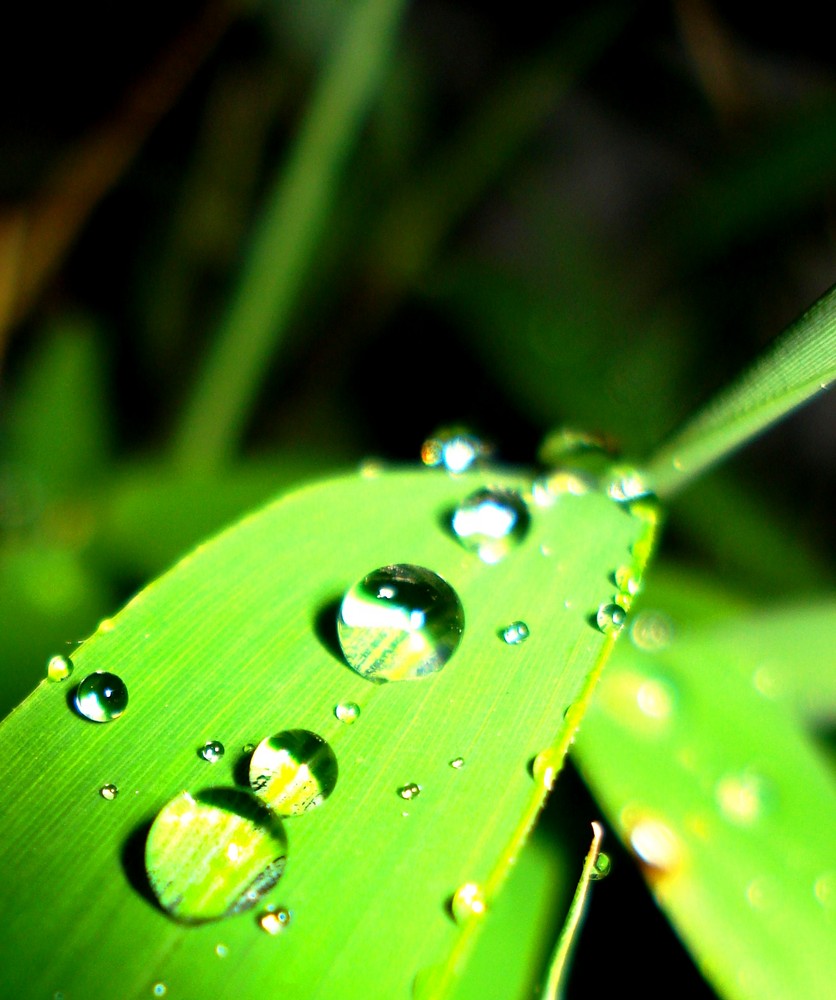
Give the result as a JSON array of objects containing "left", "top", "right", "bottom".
[
  {"left": 338, "top": 564, "right": 464, "bottom": 682},
  {"left": 145, "top": 788, "right": 288, "bottom": 924},
  {"left": 421, "top": 427, "right": 490, "bottom": 473},
  {"left": 100, "top": 784, "right": 119, "bottom": 800},
  {"left": 532, "top": 748, "right": 561, "bottom": 790},
  {"left": 74, "top": 671, "right": 128, "bottom": 722},
  {"left": 200, "top": 741, "right": 225, "bottom": 764},
  {"left": 501, "top": 621, "right": 530, "bottom": 645},
  {"left": 249, "top": 730, "right": 338, "bottom": 816},
  {"left": 259, "top": 905, "right": 291, "bottom": 934},
  {"left": 451, "top": 882, "right": 486, "bottom": 923},
  {"left": 47, "top": 654, "right": 73, "bottom": 682},
  {"left": 334, "top": 701, "right": 360, "bottom": 724},
  {"left": 451, "top": 488, "right": 530, "bottom": 563},
  {"left": 606, "top": 465, "right": 653, "bottom": 503}
]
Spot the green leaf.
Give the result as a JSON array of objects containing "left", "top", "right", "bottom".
[
  {"left": 645, "top": 283, "right": 836, "bottom": 497},
  {"left": 0, "top": 466, "right": 655, "bottom": 999},
  {"left": 574, "top": 587, "right": 836, "bottom": 1000}
]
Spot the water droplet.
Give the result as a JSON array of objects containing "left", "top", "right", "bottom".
[
  {"left": 450, "top": 882, "right": 486, "bottom": 922},
  {"left": 145, "top": 788, "right": 288, "bottom": 924},
  {"left": 614, "top": 565, "right": 640, "bottom": 597},
  {"left": 249, "top": 730, "right": 338, "bottom": 816},
  {"left": 215, "top": 943, "right": 229, "bottom": 958},
  {"left": 451, "top": 488, "right": 530, "bottom": 563},
  {"left": 334, "top": 701, "right": 360, "bottom": 724},
  {"left": 531, "top": 470, "right": 594, "bottom": 506},
  {"left": 47, "top": 654, "right": 73, "bottom": 682},
  {"left": 532, "top": 748, "right": 561, "bottom": 790},
  {"left": 449, "top": 757, "right": 464, "bottom": 769},
  {"left": 100, "top": 783, "right": 119, "bottom": 800},
  {"left": 626, "top": 816, "right": 680, "bottom": 874},
  {"left": 630, "top": 611, "right": 673, "bottom": 652},
  {"left": 606, "top": 465, "right": 653, "bottom": 503},
  {"left": 98, "top": 617, "right": 116, "bottom": 634},
  {"left": 501, "top": 621, "right": 530, "bottom": 645},
  {"left": 716, "top": 772, "right": 768, "bottom": 825},
  {"left": 596, "top": 602, "right": 627, "bottom": 635},
  {"left": 259, "top": 906, "right": 291, "bottom": 934},
  {"left": 200, "top": 741, "right": 225, "bottom": 764},
  {"left": 338, "top": 564, "right": 464, "bottom": 682},
  {"left": 152, "top": 984, "right": 167, "bottom": 997},
  {"left": 590, "top": 852, "right": 612, "bottom": 880},
  {"left": 538, "top": 427, "right": 614, "bottom": 469},
  {"left": 74, "top": 671, "right": 128, "bottom": 722},
  {"left": 636, "top": 678, "right": 675, "bottom": 721},
  {"left": 242, "top": 743, "right": 256, "bottom": 754},
  {"left": 398, "top": 783, "right": 421, "bottom": 800},
  {"left": 421, "top": 426, "right": 490, "bottom": 473}
]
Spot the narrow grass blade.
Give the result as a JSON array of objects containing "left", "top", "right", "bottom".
[
  {"left": 645, "top": 283, "right": 836, "bottom": 497},
  {"left": 0, "top": 465, "right": 656, "bottom": 999},
  {"left": 172, "top": 0, "right": 407, "bottom": 470},
  {"left": 574, "top": 589, "right": 836, "bottom": 1000}
]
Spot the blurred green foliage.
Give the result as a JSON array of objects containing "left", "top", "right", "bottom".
[{"left": 0, "top": 2, "right": 833, "bottom": 997}]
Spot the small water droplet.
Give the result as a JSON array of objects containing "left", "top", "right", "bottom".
[
  {"left": 596, "top": 602, "right": 627, "bottom": 635},
  {"left": 242, "top": 743, "right": 256, "bottom": 754},
  {"left": 259, "top": 906, "right": 291, "bottom": 934},
  {"left": 145, "top": 788, "right": 288, "bottom": 923},
  {"left": 538, "top": 427, "right": 614, "bottom": 469},
  {"left": 338, "top": 564, "right": 464, "bottom": 682},
  {"left": 152, "top": 984, "right": 167, "bottom": 997},
  {"left": 449, "top": 757, "right": 464, "bottom": 769},
  {"left": 532, "top": 748, "right": 561, "bottom": 790},
  {"left": 630, "top": 610, "right": 673, "bottom": 652},
  {"left": 398, "top": 783, "right": 421, "bottom": 800},
  {"left": 590, "top": 852, "right": 612, "bottom": 880},
  {"left": 421, "top": 426, "right": 490, "bottom": 473},
  {"left": 606, "top": 466, "right": 652, "bottom": 503},
  {"left": 334, "top": 701, "right": 360, "bottom": 724},
  {"left": 614, "top": 565, "right": 640, "bottom": 597},
  {"left": 716, "top": 772, "right": 768, "bottom": 825},
  {"left": 249, "top": 730, "right": 338, "bottom": 815},
  {"left": 501, "top": 621, "right": 530, "bottom": 645},
  {"left": 626, "top": 816, "right": 680, "bottom": 874},
  {"left": 451, "top": 488, "right": 530, "bottom": 563},
  {"left": 74, "top": 671, "right": 128, "bottom": 722},
  {"left": 531, "top": 470, "right": 594, "bottom": 506},
  {"left": 450, "top": 882, "right": 486, "bottom": 923},
  {"left": 100, "top": 783, "right": 119, "bottom": 800},
  {"left": 98, "top": 617, "right": 116, "bottom": 633},
  {"left": 200, "top": 741, "right": 225, "bottom": 764},
  {"left": 215, "top": 943, "right": 229, "bottom": 958},
  {"left": 47, "top": 654, "right": 73, "bottom": 682}
]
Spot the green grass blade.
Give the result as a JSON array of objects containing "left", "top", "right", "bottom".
[
  {"left": 171, "top": 0, "right": 407, "bottom": 470},
  {"left": 574, "top": 591, "right": 836, "bottom": 1000},
  {"left": 0, "top": 466, "right": 656, "bottom": 1000},
  {"left": 645, "top": 283, "right": 836, "bottom": 497}
]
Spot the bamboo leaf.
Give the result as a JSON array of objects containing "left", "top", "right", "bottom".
[
  {"left": 645, "top": 283, "right": 836, "bottom": 497},
  {"left": 0, "top": 466, "right": 657, "bottom": 999}
]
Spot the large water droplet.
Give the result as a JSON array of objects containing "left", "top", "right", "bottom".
[
  {"left": 421, "top": 427, "right": 490, "bottom": 474},
  {"left": 334, "top": 701, "right": 360, "bottom": 724},
  {"left": 596, "top": 602, "right": 627, "bottom": 635},
  {"left": 200, "top": 741, "right": 225, "bottom": 764},
  {"left": 259, "top": 905, "right": 291, "bottom": 934},
  {"left": 606, "top": 465, "right": 653, "bottom": 503},
  {"left": 249, "top": 730, "right": 338, "bottom": 816},
  {"left": 47, "top": 654, "right": 73, "bottom": 682},
  {"left": 450, "top": 882, "right": 486, "bottom": 923},
  {"left": 532, "top": 748, "right": 561, "bottom": 790},
  {"left": 145, "top": 788, "right": 288, "bottom": 924},
  {"left": 100, "top": 784, "right": 119, "bottom": 800},
  {"left": 630, "top": 610, "right": 673, "bottom": 652},
  {"left": 626, "top": 816, "right": 680, "bottom": 875},
  {"left": 451, "top": 488, "right": 530, "bottom": 563},
  {"left": 338, "top": 564, "right": 464, "bottom": 682},
  {"left": 501, "top": 621, "right": 530, "bottom": 645},
  {"left": 74, "top": 671, "right": 128, "bottom": 722},
  {"left": 398, "top": 782, "right": 421, "bottom": 800}
]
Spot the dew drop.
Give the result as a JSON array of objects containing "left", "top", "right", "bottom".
[
  {"left": 538, "top": 427, "right": 614, "bottom": 469},
  {"left": 626, "top": 816, "right": 680, "bottom": 874},
  {"left": 47, "top": 654, "right": 73, "bottom": 682},
  {"left": 145, "top": 788, "right": 288, "bottom": 924},
  {"left": 614, "top": 565, "right": 640, "bottom": 597},
  {"left": 200, "top": 741, "right": 225, "bottom": 764},
  {"left": 450, "top": 882, "right": 486, "bottom": 923},
  {"left": 398, "top": 783, "right": 421, "bottom": 800},
  {"left": 501, "top": 621, "right": 530, "bottom": 645},
  {"left": 630, "top": 610, "right": 673, "bottom": 652},
  {"left": 215, "top": 943, "right": 229, "bottom": 958},
  {"left": 590, "top": 852, "right": 612, "bottom": 880},
  {"left": 152, "top": 985, "right": 167, "bottom": 997},
  {"left": 100, "top": 783, "right": 119, "bottom": 800},
  {"left": 259, "top": 906, "right": 291, "bottom": 934},
  {"left": 716, "top": 772, "right": 768, "bottom": 825},
  {"left": 421, "top": 426, "right": 490, "bottom": 473},
  {"left": 242, "top": 743, "right": 256, "bottom": 755},
  {"left": 606, "top": 465, "right": 653, "bottom": 503},
  {"left": 596, "top": 602, "right": 627, "bottom": 635},
  {"left": 249, "top": 730, "right": 338, "bottom": 816},
  {"left": 338, "top": 564, "right": 464, "bottom": 682},
  {"left": 451, "top": 487, "right": 530, "bottom": 563},
  {"left": 532, "top": 748, "right": 561, "bottom": 790},
  {"left": 449, "top": 757, "right": 464, "bottom": 769},
  {"left": 531, "top": 470, "right": 593, "bottom": 506},
  {"left": 74, "top": 671, "right": 128, "bottom": 722},
  {"left": 334, "top": 701, "right": 360, "bottom": 724},
  {"left": 636, "top": 677, "right": 675, "bottom": 721}
]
